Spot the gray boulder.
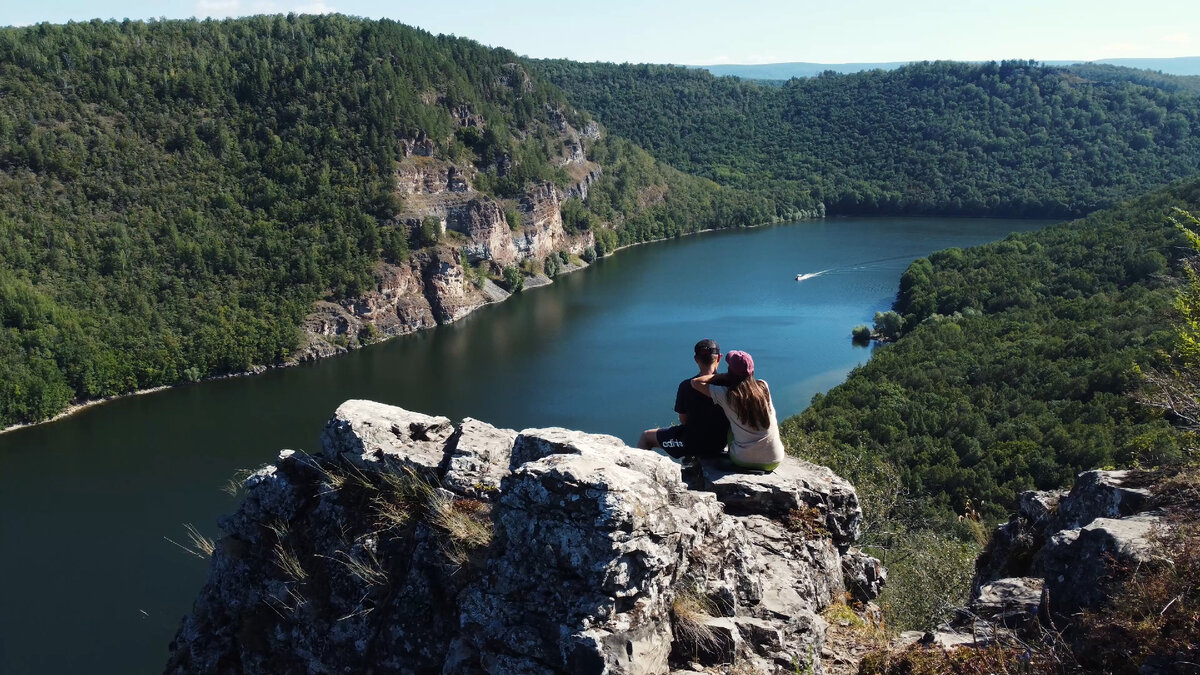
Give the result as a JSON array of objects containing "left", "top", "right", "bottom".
[
  {"left": 458, "top": 436, "right": 700, "bottom": 674},
  {"left": 1017, "top": 489, "right": 1067, "bottom": 526},
  {"left": 841, "top": 547, "right": 887, "bottom": 603},
  {"left": 969, "top": 577, "right": 1042, "bottom": 629},
  {"left": 1041, "top": 512, "right": 1163, "bottom": 618},
  {"left": 320, "top": 398, "right": 453, "bottom": 474},
  {"left": 704, "top": 457, "right": 863, "bottom": 549},
  {"left": 1050, "top": 470, "right": 1151, "bottom": 532},
  {"left": 972, "top": 472, "right": 1153, "bottom": 597},
  {"left": 168, "top": 401, "right": 880, "bottom": 675},
  {"left": 969, "top": 470, "right": 1163, "bottom": 631},
  {"left": 441, "top": 417, "right": 517, "bottom": 501}
]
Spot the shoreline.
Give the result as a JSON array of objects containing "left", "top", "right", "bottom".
[
  {"left": 1, "top": 385, "right": 175, "bottom": 435},
  {"left": 1, "top": 216, "right": 816, "bottom": 436}
]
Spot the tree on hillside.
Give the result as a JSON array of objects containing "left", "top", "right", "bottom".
[{"left": 1141, "top": 208, "right": 1200, "bottom": 437}]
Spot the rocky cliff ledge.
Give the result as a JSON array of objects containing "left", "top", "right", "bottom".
[
  {"left": 880, "top": 467, "right": 1196, "bottom": 671},
  {"left": 167, "top": 400, "right": 883, "bottom": 674}
]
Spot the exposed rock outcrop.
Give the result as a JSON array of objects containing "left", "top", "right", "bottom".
[
  {"left": 300, "top": 107, "right": 601, "bottom": 363},
  {"left": 167, "top": 400, "right": 883, "bottom": 674},
  {"left": 896, "top": 469, "right": 1170, "bottom": 658},
  {"left": 970, "top": 469, "right": 1163, "bottom": 622},
  {"left": 291, "top": 253, "right": 493, "bottom": 363}
]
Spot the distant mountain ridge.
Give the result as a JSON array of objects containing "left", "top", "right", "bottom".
[
  {"left": 694, "top": 55, "right": 1200, "bottom": 80},
  {"left": 541, "top": 59, "right": 1200, "bottom": 219}
]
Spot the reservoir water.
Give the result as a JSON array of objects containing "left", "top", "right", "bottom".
[{"left": 0, "top": 217, "right": 1050, "bottom": 673}]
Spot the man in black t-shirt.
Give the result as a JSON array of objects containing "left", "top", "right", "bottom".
[{"left": 637, "top": 339, "right": 730, "bottom": 459}]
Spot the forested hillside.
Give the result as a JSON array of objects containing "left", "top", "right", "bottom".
[
  {"left": 1064, "top": 63, "right": 1200, "bottom": 96},
  {"left": 785, "top": 177, "right": 1200, "bottom": 525},
  {"left": 0, "top": 16, "right": 765, "bottom": 427},
  {"left": 539, "top": 60, "right": 1200, "bottom": 217}
]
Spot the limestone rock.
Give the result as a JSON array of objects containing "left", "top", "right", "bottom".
[
  {"left": 510, "top": 426, "right": 680, "bottom": 487},
  {"left": 704, "top": 458, "right": 863, "bottom": 548},
  {"left": 442, "top": 417, "right": 517, "bottom": 501},
  {"left": 420, "top": 248, "right": 486, "bottom": 324},
  {"left": 480, "top": 278, "right": 510, "bottom": 303},
  {"left": 461, "top": 444, "right": 701, "bottom": 673},
  {"left": 296, "top": 260, "right": 439, "bottom": 360},
  {"left": 972, "top": 474, "right": 1146, "bottom": 596},
  {"left": 917, "top": 622, "right": 1010, "bottom": 650},
  {"left": 1018, "top": 489, "right": 1066, "bottom": 526},
  {"left": 566, "top": 166, "right": 603, "bottom": 201},
  {"left": 971, "top": 518, "right": 1042, "bottom": 595},
  {"left": 169, "top": 401, "right": 881, "bottom": 675},
  {"left": 841, "top": 547, "right": 887, "bottom": 602},
  {"left": 1050, "top": 470, "right": 1152, "bottom": 531},
  {"left": 514, "top": 182, "right": 567, "bottom": 260},
  {"left": 320, "top": 399, "right": 453, "bottom": 473},
  {"left": 290, "top": 328, "right": 348, "bottom": 363},
  {"left": 1041, "top": 512, "right": 1162, "bottom": 617},
  {"left": 969, "top": 577, "right": 1042, "bottom": 628},
  {"left": 449, "top": 198, "right": 519, "bottom": 268}
]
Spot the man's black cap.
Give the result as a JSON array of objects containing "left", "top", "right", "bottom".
[{"left": 694, "top": 339, "right": 720, "bottom": 358}]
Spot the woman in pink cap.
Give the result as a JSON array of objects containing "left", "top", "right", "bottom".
[{"left": 690, "top": 350, "right": 785, "bottom": 472}]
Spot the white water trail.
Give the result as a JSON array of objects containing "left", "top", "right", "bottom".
[{"left": 794, "top": 269, "right": 829, "bottom": 282}]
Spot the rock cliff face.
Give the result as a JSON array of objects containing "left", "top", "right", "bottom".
[
  {"left": 292, "top": 252, "right": 508, "bottom": 364},
  {"left": 298, "top": 102, "right": 603, "bottom": 362},
  {"left": 167, "top": 400, "right": 883, "bottom": 674}
]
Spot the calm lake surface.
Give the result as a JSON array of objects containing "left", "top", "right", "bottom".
[{"left": 0, "top": 217, "right": 1050, "bottom": 673}]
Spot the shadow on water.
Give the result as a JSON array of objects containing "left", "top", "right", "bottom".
[{"left": 0, "top": 216, "right": 1053, "bottom": 673}]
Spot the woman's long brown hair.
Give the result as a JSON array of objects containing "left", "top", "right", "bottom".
[{"left": 712, "top": 373, "right": 771, "bottom": 430}]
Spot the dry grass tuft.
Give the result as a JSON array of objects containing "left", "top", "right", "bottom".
[
  {"left": 274, "top": 542, "right": 308, "bottom": 581},
  {"left": 670, "top": 586, "right": 722, "bottom": 655},
  {"left": 370, "top": 466, "right": 438, "bottom": 531},
  {"left": 321, "top": 548, "right": 388, "bottom": 587},
  {"left": 222, "top": 468, "right": 255, "bottom": 496},
  {"left": 264, "top": 519, "right": 308, "bottom": 581},
  {"left": 823, "top": 600, "right": 866, "bottom": 629},
  {"left": 860, "top": 643, "right": 1063, "bottom": 675},
  {"left": 1151, "top": 465, "right": 1200, "bottom": 514},
  {"left": 430, "top": 495, "right": 493, "bottom": 567},
  {"left": 312, "top": 461, "right": 348, "bottom": 495},
  {"left": 185, "top": 523, "right": 216, "bottom": 558}
]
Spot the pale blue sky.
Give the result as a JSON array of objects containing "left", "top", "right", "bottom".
[{"left": 4, "top": 0, "right": 1198, "bottom": 65}]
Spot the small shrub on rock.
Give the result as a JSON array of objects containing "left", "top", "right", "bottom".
[
  {"left": 501, "top": 265, "right": 523, "bottom": 293},
  {"left": 875, "top": 529, "right": 980, "bottom": 632},
  {"left": 860, "top": 643, "right": 1062, "bottom": 675}
]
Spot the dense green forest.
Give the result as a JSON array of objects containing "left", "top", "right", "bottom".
[
  {"left": 1063, "top": 63, "right": 1200, "bottom": 96},
  {"left": 0, "top": 16, "right": 763, "bottom": 427},
  {"left": 539, "top": 59, "right": 1200, "bottom": 217},
  {"left": 784, "top": 177, "right": 1200, "bottom": 525},
  {"left": 6, "top": 16, "right": 1200, "bottom": 438}
]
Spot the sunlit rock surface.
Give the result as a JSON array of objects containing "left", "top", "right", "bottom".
[{"left": 167, "top": 400, "right": 881, "bottom": 674}]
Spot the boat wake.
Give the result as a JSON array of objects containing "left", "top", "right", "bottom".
[{"left": 795, "top": 253, "right": 925, "bottom": 282}]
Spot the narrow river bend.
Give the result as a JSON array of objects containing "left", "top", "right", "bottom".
[{"left": 0, "top": 217, "right": 1050, "bottom": 673}]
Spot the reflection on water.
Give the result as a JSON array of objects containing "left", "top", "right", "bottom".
[{"left": 0, "top": 217, "right": 1053, "bottom": 673}]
